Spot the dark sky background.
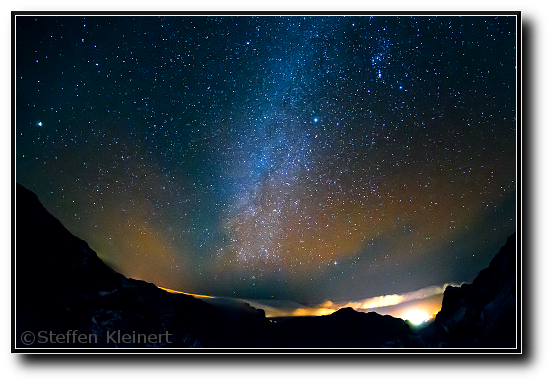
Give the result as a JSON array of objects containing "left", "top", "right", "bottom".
[{"left": 15, "top": 15, "right": 517, "bottom": 305}]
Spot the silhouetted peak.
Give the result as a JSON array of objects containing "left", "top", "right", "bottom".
[
  {"left": 331, "top": 307, "right": 358, "bottom": 317},
  {"left": 422, "top": 233, "right": 517, "bottom": 348}
]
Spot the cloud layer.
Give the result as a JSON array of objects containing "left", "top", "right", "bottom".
[
  {"left": 160, "top": 283, "right": 460, "bottom": 319},
  {"left": 239, "top": 283, "right": 458, "bottom": 317}
]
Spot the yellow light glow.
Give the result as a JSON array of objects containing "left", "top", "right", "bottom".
[{"left": 157, "top": 286, "right": 214, "bottom": 299}]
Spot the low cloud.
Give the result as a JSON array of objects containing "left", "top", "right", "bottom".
[
  {"left": 158, "top": 283, "right": 460, "bottom": 319},
  {"left": 335, "top": 284, "right": 455, "bottom": 313},
  {"left": 242, "top": 284, "right": 458, "bottom": 317}
]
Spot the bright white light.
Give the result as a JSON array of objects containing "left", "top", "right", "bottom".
[
  {"left": 314, "top": 117, "right": 318, "bottom": 123},
  {"left": 403, "top": 310, "right": 428, "bottom": 325},
  {"left": 37, "top": 121, "right": 42, "bottom": 127}
]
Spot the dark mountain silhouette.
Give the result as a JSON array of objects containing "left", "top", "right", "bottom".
[
  {"left": 420, "top": 233, "right": 517, "bottom": 348},
  {"left": 14, "top": 183, "right": 517, "bottom": 349},
  {"left": 268, "top": 307, "right": 416, "bottom": 348},
  {"left": 15, "top": 183, "right": 269, "bottom": 348}
]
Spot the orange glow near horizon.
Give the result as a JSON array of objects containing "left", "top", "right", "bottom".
[
  {"left": 291, "top": 307, "right": 336, "bottom": 317},
  {"left": 156, "top": 284, "right": 446, "bottom": 320}
]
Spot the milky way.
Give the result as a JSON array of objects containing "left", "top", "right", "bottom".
[{"left": 16, "top": 15, "right": 518, "bottom": 303}]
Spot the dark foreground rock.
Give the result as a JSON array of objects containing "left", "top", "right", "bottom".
[
  {"left": 268, "top": 307, "right": 418, "bottom": 348},
  {"left": 15, "top": 183, "right": 270, "bottom": 348},
  {"left": 420, "top": 234, "right": 517, "bottom": 348}
]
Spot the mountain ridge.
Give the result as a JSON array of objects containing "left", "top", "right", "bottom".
[
  {"left": 420, "top": 233, "right": 517, "bottom": 348},
  {"left": 15, "top": 183, "right": 270, "bottom": 348}
]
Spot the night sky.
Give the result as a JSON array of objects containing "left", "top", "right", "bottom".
[{"left": 15, "top": 15, "right": 517, "bottom": 313}]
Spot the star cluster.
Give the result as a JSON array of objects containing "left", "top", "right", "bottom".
[{"left": 16, "top": 15, "right": 517, "bottom": 303}]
